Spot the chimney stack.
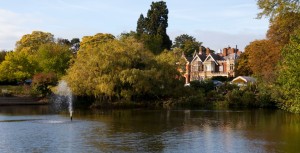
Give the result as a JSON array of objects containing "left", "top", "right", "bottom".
[
  {"left": 199, "top": 46, "right": 202, "bottom": 55},
  {"left": 223, "top": 48, "right": 228, "bottom": 56},
  {"left": 206, "top": 48, "right": 210, "bottom": 55}
]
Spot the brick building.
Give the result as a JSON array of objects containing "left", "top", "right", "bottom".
[{"left": 182, "top": 46, "right": 242, "bottom": 84}]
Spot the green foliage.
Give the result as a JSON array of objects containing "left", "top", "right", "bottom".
[
  {"left": 190, "top": 80, "right": 214, "bottom": 94},
  {"left": 0, "top": 50, "right": 8, "bottom": 63},
  {"left": 275, "top": 30, "right": 300, "bottom": 113},
  {"left": 70, "top": 38, "right": 80, "bottom": 52},
  {"left": 0, "top": 51, "right": 39, "bottom": 81},
  {"left": 175, "top": 91, "right": 208, "bottom": 108},
  {"left": 226, "top": 89, "right": 256, "bottom": 107},
  {"left": 31, "top": 72, "right": 58, "bottom": 97},
  {"left": 65, "top": 35, "right": 181, "bottom": 102},
  {"left": 223, "top": 82, "right": 276, "bottom": 108},
  {"left": 0, "top": 85, "right": 31, "bottom": 97},
  {"left": 80, "top": 33, "right": 115, "bottom": 51},
  {"left": 173, "top": 34, "right": 202, "bottom": 57},
  {"left": 217, "top": 82, "right": 239, "bottom": 94},
  {"left": 267, "top": 12, "right": 300, "bottom": 47},
  {"left": 255, "top": 83, "right": 275, "bottom": 107},
  {"left": 136, "top": 14, "right": 146, "bottom": 35},
  {"left": 35, "top": 43, "right": 72, "bottom": 77},
  {"left": 211, "top": 76, "right": 229, "bottom": 82},
  {"left": 136, "top": 1, "right": 172, "bottom": 53},
  {"left": 235, "top": 52, "right": 253, "bottom": 76},
  {"left": 0, "top": 31, "right": 74, "bottom": 82},
  {"left": 15, "top": 31, "right": 54, "bottom": 53},
  {"left": 139, "top": 34, "right": 164, "bottom": 55},
  {"left": 257, "top": 0, "right": 300, "bottom": 20}
]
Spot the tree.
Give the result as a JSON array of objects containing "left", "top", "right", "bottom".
[
  {"left": 64, "top": 36, "right": 182, "bottom": 101},
  {"left": 245, "top": 40, "right": 280, "bottom": 82},
  {"left": 235, "top": 52, "right": 253, "bottom": 76},
  {"left": 0, "top": 51, "right": 39, "bottom": 81},
  {"left": 15, "top": 31, "right": 54, "bottom": 53},
  {"left": 136, "top": 1, "right": 172, "bottom": 53},
  {"left": 257, "top": 0, "right": 300, "bottom": 19},
  {"left": 0, "top": 31, "right": 74, "bottom": 81},
  {"left": 79, "top": 33, "right": 115, "bottom": 51},
  {"left": 57, "top": 38, "right": 71, "bottom": 46},
  {"left": 31, "top": 72, "right": 58, "bottom": 97},
  {"left": 267, "top": 12, "right": 300, "bottom": 47},
  {"left": 275, "top": 30, "right": 300, "bottom": 113},
  {"left": 173, "top": 34, "right": 202, "bottom": 57},
  {"left": 70, "top": 38, "right": 80, "bottom": 52},
  {"left": 136, "top": 14, "right": 146, "bottom": 35},
  {"left": 0, "top": 50, "right": 8, "bottom": 63},
  {"left": 35, "top": 43, "right": 73, "bottom": 77}
]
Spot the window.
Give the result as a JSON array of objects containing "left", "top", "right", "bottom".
[
  {"left": 219, "top": 65, "right": 223, "bottom": 72},
  {"left": 230, "top": 64, "right": 234, "bottom": 70},
  {"left": 198, "top": 61, "right": 202, "bottom": 71}
]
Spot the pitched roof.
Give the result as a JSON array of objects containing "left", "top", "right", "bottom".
[
  {"left": 232, "top": 76, "right": 256, "bottom": 83},
  {"left": 203, "top": 53, "right": 223, "bottom": 65},
  {"left": 199, "top": 54, "right": 207, "bottom": 61},
  {"left": 210, "top": 53, "right": 224, "bottom": 60}
]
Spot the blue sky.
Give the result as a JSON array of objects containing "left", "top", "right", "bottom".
[{"left": 0, "top": 0, "right": 269, "bottom": 51}]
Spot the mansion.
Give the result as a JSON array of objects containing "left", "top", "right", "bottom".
[{"left": 182, "top": 46, "right": 242, "bottom": 84}]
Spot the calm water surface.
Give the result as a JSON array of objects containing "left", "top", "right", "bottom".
[{"left": 0, "top": 106, "right": 299, "bottom": 153}]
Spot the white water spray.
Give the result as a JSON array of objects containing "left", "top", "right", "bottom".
[{"left": 56, "top": 80, "right": 73, "bottom": 121}]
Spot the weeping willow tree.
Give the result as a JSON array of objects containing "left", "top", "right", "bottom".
[{"left": 64, "top": 33, "right": 183, "bottom": 102}]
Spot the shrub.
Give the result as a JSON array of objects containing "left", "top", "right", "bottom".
[
  {"left": 190, "top": 80, "right": 214, "bottom": 94},
  {"left": 31, "top": 72, "right": 58, "bottom": 97}
]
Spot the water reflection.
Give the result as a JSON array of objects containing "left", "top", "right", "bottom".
[{"left": 0, "top": 106, "right": 299, "bottom": 152}]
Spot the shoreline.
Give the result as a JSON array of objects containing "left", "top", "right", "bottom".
[{"left": 0, "top": 96, "right": 49, "bottom": 106}]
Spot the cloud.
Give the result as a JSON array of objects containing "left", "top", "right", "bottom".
[{"left": 0, "top": 9, "right": 40, "bottom": 50}]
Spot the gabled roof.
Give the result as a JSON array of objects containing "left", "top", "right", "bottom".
[
  {"left": 186, "top": 56, "right": 193, "bottom": 62},
  {"left": 203, "top": 53, "right": 220, "bottom": 65},
  {"left": 192, "top": 50, "right": 198, "bottom": 57},
  {"left": 232, "top": 76, "right": 256, "bottom": 83},
  {"left": 199, "top": 54, "right": 207, "bottom": 62},
  {"left": 181, "top": 53, "right": 193, "bottom": 63},
  {"left": 191, "top": 54, "right": 204, "bottom": 63}
]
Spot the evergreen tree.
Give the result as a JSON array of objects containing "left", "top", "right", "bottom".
[
  {"left": 136, "top": 14, "right": 146, "bottom": 35},
  {"left": 136, "top": 1, "right": 172, "bottom": 53},
  {"left": 173, "top": 34, "right": 202, "bottom": 57}
]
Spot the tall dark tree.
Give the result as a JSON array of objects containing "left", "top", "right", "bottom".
[
  {"left": 136, "top": 14, "right": 146, "bottom": 35},
  {"left": 70, "top": 38, "right": 80, "bottom": 52},
  {"left": 57, "top": 38, "right": 71, "bottom": 46},
  {"left": 173, "top": 34, "right": 202, "bottom": 57},
  {"left": 136, "top": 1, "right": 172, "bottom": 53},
  {"left": 0, "top": 50, "right": 8, "bottom": 63}
]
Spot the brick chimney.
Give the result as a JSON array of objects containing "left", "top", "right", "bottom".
[
  {"left": 222, "top": 48, "right": 228, "bottom": 56},
  {"left": 199, "top": 46, "right": 202, "bottom": 55},
  {"left": 206, "top": 48, "right": 210, "bottom": 55}
]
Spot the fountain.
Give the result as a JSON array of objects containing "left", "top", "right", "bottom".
[{"left": 55, "top": 80, "right": 73, "bottom": 121}]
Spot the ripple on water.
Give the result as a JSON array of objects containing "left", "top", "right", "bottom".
[{"left": 33, "top": 120, "right": 74, "bottom": 124}]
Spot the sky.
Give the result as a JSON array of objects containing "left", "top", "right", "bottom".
[{"left": 0, "top": 0, "right": 269, "bottom": 52}]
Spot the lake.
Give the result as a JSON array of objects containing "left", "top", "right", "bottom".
[{"left": 0, "top": 105, "right": 299, "bottom": 153}]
